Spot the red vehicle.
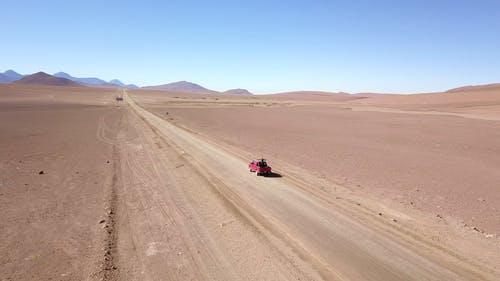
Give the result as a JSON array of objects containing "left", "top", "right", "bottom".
[{"left": 249, "top": 158, "right": 272, "bottom": 176}]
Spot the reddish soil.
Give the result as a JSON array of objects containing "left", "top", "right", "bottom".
[
  {"left": 136, "top": 89, "right": 500, "bottom": 236},
  {"left": 0, "top": 84, "right": 122, "bottom": 280},
  {"left": 2, "top": 84, "right": 499, "bottom": 281}
]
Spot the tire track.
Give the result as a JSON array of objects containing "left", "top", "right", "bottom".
[
  {"left": 118, "top": 109, "right": 238, "bottom": 281},
  {"left": 116, "top": 97, "right": 319, "bottom": 280},
  {"left": 96, "top": 109, "right": 124, "bottom": 281}
]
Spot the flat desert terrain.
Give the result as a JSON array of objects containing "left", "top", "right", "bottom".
[{"left": 1, "top": 84, "right": 500, "bottom": 280}]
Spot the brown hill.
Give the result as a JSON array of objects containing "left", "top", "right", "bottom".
[
  {"left": 14, "top": 72, "right": 82, "bottom": 87},
  {"left": 222, "top": 88, "right": 252, "bottom": 95},
  {"left": 446, "top": 83, "right": 500, "bottom": 93},
  {"left": 143, "top": 81, "right": 217, "bottom": 94}
]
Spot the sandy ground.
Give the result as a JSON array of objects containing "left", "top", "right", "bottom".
[
  {"left": 0, "top": 85, "right": 123, "bottom": 280},
  {"left": 1, "top": 84, "right": 500, "bottom": 280},
  {"left": 132, "top": 88, "right": 500, "bottom": 278},
  {"left": 136, "top": 89, "right": 500, "bottom": 235}
]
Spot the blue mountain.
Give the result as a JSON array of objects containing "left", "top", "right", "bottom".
[
  {"left": 53, "top": 72, "right": 107, "bottom": 85},
  {"left": 109, "top": 79, "right": 125, "bottom": 87},
  {"left": 0, "top": 70, "right": 24, "bottom": 83}
]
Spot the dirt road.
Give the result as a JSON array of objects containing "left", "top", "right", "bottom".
[{"left": 115, "top": 90, "right": 499, "bottom": 281}]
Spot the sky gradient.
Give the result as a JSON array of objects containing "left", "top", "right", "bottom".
[{"left": 1, "top": 0, "right": 500, "bottom": 93}]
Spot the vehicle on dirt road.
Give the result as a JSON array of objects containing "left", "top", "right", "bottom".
[{"left": 249, "top": 158, "right": 272, "bottom": 176}]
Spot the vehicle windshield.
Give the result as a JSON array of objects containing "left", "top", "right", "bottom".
[{"left": 258, "top": 161, "right": 267, "bottom": 167}]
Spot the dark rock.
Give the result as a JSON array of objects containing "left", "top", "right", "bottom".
[{"left": 38, "top": 170, "right": 45, "bottom": 175}]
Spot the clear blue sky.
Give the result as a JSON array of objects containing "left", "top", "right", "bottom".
[{"left": 1, "top": 0, "right": 500, "bottom": 93}]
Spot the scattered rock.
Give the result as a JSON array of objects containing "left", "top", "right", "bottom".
[
  {"left": 165, "top": 112, "right": 169, "bottom": 115},
  {"left": 76, "top": 171, "right": 79, "bottom": 174},
  {"left": 106, "top": 160, "right": 110, "bottom": 164},
  {"left": 436, "top": 214, "right": 443, "bottom": 219},
  {"left": 378, "top": 213, "right": 383, "bottom": 216},
  {"left": 99, "top": 219, "right": 106, "bottom": 224},
  {"left": 392, "top": 218, "right": 398, "bottom": 222},
  {"left": 473, "top": 227, "right": 480, "bottom": 232},
  {"left": 38, "top": 170, "right": 45, "bottom": 175}
]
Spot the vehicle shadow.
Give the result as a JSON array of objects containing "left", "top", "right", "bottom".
[{"left": 264, "top": 172, "right": 282, "bottom": 178}]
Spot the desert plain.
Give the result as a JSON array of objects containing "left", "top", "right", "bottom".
[{"left": 1, "top": 83, "right": 500, "bottom": 280}]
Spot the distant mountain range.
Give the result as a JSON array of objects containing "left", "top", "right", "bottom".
[
  {"left": 1, "top": 69, "right": 251, "bottom": 94},
  {"left": 53, "top": 72, "right": 139, "bottom": 88},
  {"left": 15, "top": 72, "right": 82, "bottom": 87},
  {"left": 3, "top": 69, "right": 500, "bottom": 95},
  {"left": 53, "top": 72, "right": 107, "bottom": 86},
  {"left": 0, "top": 70, "right": 138, "bottom": 88},
  {"left": 143, "top": 81, "right": 252, "bottom": 95}
]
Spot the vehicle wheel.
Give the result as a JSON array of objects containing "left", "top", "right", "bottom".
[
  {"left": 256, "top": 172, "right": 260, "bottom": 176},
  {"left": 249, "top": 169, "right": 253, "bottom": 172}
]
